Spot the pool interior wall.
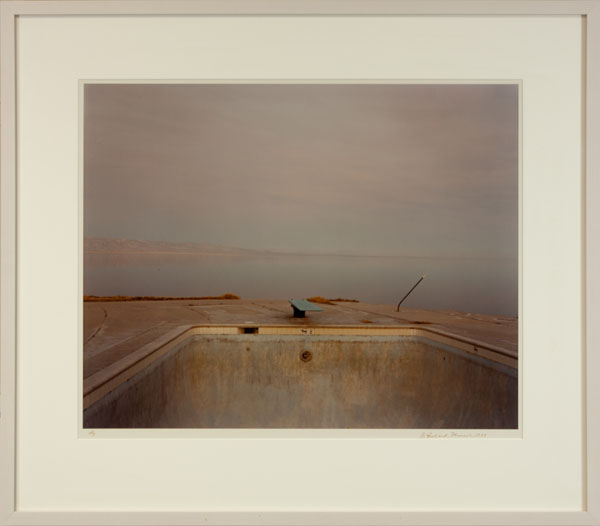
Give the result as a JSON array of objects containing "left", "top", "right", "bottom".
[{"left": 83, "top": 333, "right": 518, "bottom": 429}]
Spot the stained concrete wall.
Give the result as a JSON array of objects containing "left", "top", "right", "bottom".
[{"left": 84, "top": 335, "right": 517, "bottom": 429}]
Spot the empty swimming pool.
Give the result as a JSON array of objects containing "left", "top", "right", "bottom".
[{"left": 83, "top": 326, "right": 518, "bottom": 429}]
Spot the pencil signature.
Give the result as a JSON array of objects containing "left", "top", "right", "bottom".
[{"left": 419, "top": 431, "right": 488, "bottom": 439}]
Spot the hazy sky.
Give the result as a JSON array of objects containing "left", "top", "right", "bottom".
[{"left": 84, "top": 83, "right": 518, "bottom": 258}]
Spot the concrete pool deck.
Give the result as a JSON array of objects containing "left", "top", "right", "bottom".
[{"left": 84, "top": 298, "right": 518, "bottom": 384}]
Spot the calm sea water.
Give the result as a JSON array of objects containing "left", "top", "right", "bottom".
[{"left": 84, "top": 253, "right": 518, "bottom": 317}]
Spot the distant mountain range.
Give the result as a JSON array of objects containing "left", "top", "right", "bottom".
[
  {"left": 84, "top": 237, "right": 515, "bottom": 260},
  {"left": 84, "top": 237, "right": 274, "bottom": 256}
]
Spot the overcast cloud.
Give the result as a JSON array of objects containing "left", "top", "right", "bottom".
[{"left": 84, "top": 83, "right": 518, "bottom": 258}]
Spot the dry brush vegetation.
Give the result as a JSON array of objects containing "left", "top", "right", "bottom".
[
  {"left": 306, "top": 296, "right": 359, "bottom": 305},
  {"left": 84, "top": 293, "right": 240, "bottom": 302}
]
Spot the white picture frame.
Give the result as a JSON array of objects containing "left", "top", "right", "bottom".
[{"left": 1, "top": 1, "right": 598, "bottom": 524}]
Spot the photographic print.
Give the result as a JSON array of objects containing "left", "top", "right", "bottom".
[{"left": 82, "top": 83, "right": 518, "bottom": 429}]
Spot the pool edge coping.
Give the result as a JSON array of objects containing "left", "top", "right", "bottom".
[{"left": 82, "top": 324, "right": 519, "bottom": 410}]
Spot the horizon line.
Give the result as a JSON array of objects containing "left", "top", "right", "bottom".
[{"left": 84, "top": 236, "right": 517, "bottom": 261}]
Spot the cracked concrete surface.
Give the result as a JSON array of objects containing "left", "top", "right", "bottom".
[{"left": 84, "top": 298, "right": 518, "bottom": 380}]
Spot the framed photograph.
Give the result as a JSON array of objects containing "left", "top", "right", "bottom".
[
  {"left": 82, "top": 81, "right": 519, "bottom": 432},
  {"left": 1, "top": 1, "right": 598, "bottom": 525}
]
